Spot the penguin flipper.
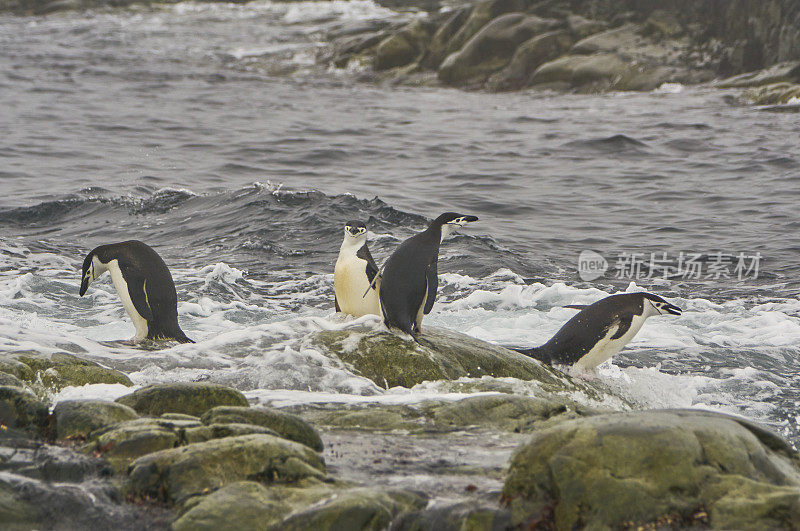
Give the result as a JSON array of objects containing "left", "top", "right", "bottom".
[
  {"left": 563, "top": 304, "right": 588, "bottom": 310},
  {"left": 423, "top": 262, "right": 437, "bottom": 315},
  {"left": 335, "top": 295, "right": 340, "bottom": 313},
  {"left": 610, "top": 313, "right": 632, "bottom": 340},
  {"left": 357, "top": 244, "right": 380, "bottom": 286},
  {"left": 126, "top": 275, "right": 154, "bottom": 322}
]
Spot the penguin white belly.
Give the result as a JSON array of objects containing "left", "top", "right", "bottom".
[
  {"left": 106, "top": 259, "right": 149, "bottom": 341},
  {"left": 574, "top": 314, "right": 649, "bottom": 370},
  {"left": 334, "top": 256, "right": 381, "bottom": 317}
]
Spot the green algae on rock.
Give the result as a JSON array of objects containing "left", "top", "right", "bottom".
[
  {"left": 201, "top": 406, "right": 323, "bottom": 452},
  {"left": 84, "top": 418, "right": 184, "bottom": 473},
  {"left": 311, "top": 325, "right": 572, "bottom": 391},
  {"left": 502, "top": 409, "right": 800, "bottom": 529},
  {"left": 115, "top": 382, "right": 248, "bottom": 417},
  {"left": 126, "top": 434, "right": 327, "bottom": 504},
  {"left": 53, "top": 399, "right": 139, "bottom": 440},
  {"left": 0, "top": 385, "right": 49, "bottom": 433},
  {"left": 2, "top": 351, "right": 132, "bottom": 391}
]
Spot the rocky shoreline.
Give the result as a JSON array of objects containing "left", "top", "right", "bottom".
[{"left": 3, "top": 328, "right": 800, "bottom": 529}]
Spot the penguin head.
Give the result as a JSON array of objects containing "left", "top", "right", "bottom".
[
  {"left": 641, "top": 293, "right": 682, "bottom": 316},
  {"left": 342, "top": 221, "right": 368, "bottom": 245},
  {"left": 79, "top": 252, "right": 108, "bottom": 296},
  {"left": 434, "top": 212, "right": 479, "bottom": 240}
]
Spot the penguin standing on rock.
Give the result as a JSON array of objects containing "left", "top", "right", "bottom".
[
  {"left": 334, "top": 221, "right": 381, "bottom": 317},
  {"left": 79, "top": 240, "right": 193, "bottom": 343},
  {"left": 379, "top": 212, "right": 478, "bottom": 338},
  {"left": 514, "top": 292, "right": 681, "bottom": 370}
]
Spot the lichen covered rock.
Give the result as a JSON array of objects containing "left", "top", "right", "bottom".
[
  {"left": 126, "top": 434, "right": 327, "bottom": 504},
  {"left": 503, "top": 409, "right": 800, "bottom": 529},
  {"left": 2, "top": 352, "right": 132, "bottom": 390},
  {"left": 311, "top": 326, "right": 573, "bottom": 391},
  {"left": 201, "top": 406, "right": 323, "bottom": 451},
  {"left": 0, "top": 386, "right": 49, "bottom": 433},
  {"left": 53, "top": 399, "right": 139, "bottom": 440},
  {"left": 115, "top": 382, "right": 248, "bottom": 417}
]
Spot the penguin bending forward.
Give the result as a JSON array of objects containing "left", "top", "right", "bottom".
[
  {"left": 79, "top": 240, "right": 193, "bottom": 343},
  {"left": 379, "top": 212, "right": 478, "bottom": 337},
  {"left": 515, "top": 292, "right": 681, "bottom": 370},
  {"left": 334, "top": 221, "right": 381, "bottom": 317}
]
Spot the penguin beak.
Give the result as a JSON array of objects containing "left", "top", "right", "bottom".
[
  {"left": 663, "top": 303, "right": 682, "bottom": 316},
  {"left": 79, "top": 278, "right": 88, "bottom": 297},
  {"left": 463, "top": 215, "right": 479, "bottom": 223}
]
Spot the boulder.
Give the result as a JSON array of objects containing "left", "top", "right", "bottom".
[
  {"left": 419, "top": 8, "right": 470, "bottom": 70},
  {"left": 183, "top": 423, "right": 280, "bottom": 445},
  {"left": 53, "top": 400, "right": 139, "bottom": 440},
  {"left": 201, "top": 406, "right": 323, "bottom": 451},
  {"left": 486, "top": 30, "right": 574, "bottom": 91},
  {"left": 310, "top": 326, "right": 576, "bottom": 392},
  {"left": 84, "top": 418, "right": 183, "bottom": 473},
  {"left": 439, "top": 13, "right": 561, "bottom": 85},
  {"left": 503, "top": 409, "right": 800, "bottom": 529},
  {"left": 529, "top": 53, "right": 670, "bottom": 91},
  {"left": 718, "top": 61, "right": 800, "bottom": 88},
  {"left": 374, "top": 19, "right": 436, "bottom": 71},
  {"left": 566, "top": 14, "right": 607, "bottom": 40},
  {"left": 392, "top": 499, "right": 512, "bottom": 531},
  {"left": 0, "top": 386, "right": 48, "bottom": 433},
  {"left": 0, "top": 372, "right": 24, "bottom": 388},
  {"left": 4, "top": 352, "right": 132, "bottom": 390},
  {"left": 115, "top": 382, "right": 248, "bottom": 417},
  {"left": 743, "top": 82, "right": 800, "bottom": 105},
  {"left": 278, "top": 487, "right": 427, "bottom": 530},
  {"left": 172, "top": 481, "right": 294, "bottom": 530},
  {"left": 444, "top": 0, "right": 527, "bottom": 61},
  {"left": 126, "top": 434, "right": 327, "bottom": 504}
]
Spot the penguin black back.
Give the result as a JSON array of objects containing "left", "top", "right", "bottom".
[
  {"left": 379, "top": 212, "right": 478, "bottom": 336},
  {"left": 81, "top": 240, "right": 193, "bottom": 343}
]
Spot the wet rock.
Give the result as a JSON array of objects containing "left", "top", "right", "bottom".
[
  {"left": 3, "top": 352, "right": 132, "bottom": 390},
  {"left": 485, "top": 30, "right": 574, "bottom": 91},
  {"left": 419, "top": 8, "right": 470, "bottom": 70},
  {"left": 201, "top": 406, "right": 323, "bottom": 451},
  {"left": 743, "top": 82, "right": 800, "bottom": 105},
  {"left": 172, "top": 481, "right": 293, "bottom": 530},
  {"left": 115, "top": 382, "right": 248, "bottom": 417},
  {"left": 84, "top": 418, "right": 182, "bottom": 473},
  {"left": 0, "top": 386, "right": 49, "bottom": 433},
  {"left": 0, "top": 372, "right": 25, "bottom": 388},
  {"left": 279, "top": 487, "right": 427, "bottom": 530},
  {"left": 566, "top": 14, "right": 607, "bottom": 40},
  {"left": 374, "top": 19, "right": 436, "bottom": 71},
  {"left": 53, "top": 400, "right": 139, "bottom": 440},
  {"left": 444, "top": 0, "right": 527, "bottom": 61},
  {"left": 392, "top": 499, "right": 512, "bottom": 531},
  {"left": 719, "top": 61, "right": 800, "bottom": 88},
  {"left": 503, "top": 409, "right": 800, "bottom": 529},
  {"left": 183, "top": 423, "right": 280, "bottom": 444},
  {"left": 0, "top": 358, "right": 34, "bottom": 382},
  {"left": 529, "top": 53, "right": 666, "bottom": 92},
  {"left": 311, "top": 326, "right": 574, "bottom": 391},
  {"left": 438, "top": 13, "right": 561, "bottom": 85},
  {"left": 126, "top": 434, "right": 327, "bottom": 504}
]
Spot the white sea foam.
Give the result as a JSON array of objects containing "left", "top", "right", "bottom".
[{"left": 1, "top": 243, "right": 796, "bottom": 440}]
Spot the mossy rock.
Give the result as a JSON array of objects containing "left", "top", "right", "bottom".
[
  {"left": 0, "top": 386, "right": 49, "bottom": 433},
  {"left": 311, "top": 326, "right": 575, "bottom": 392},
  {"left": 115, "top": 382, "right": 248, "bottom": 417},
  {"left": 295, "top": 394, "right": 595, "bottom": 434},
  {"left": 0, "top": 358, "right": 34, "bottom": 382},
  {"left": 53, "top": 399, "right": 139, "bottom": 440},
  {"left": 718, "top": 61, "right": 800, "bottom": 88},
  {"left": 0, "top": 372, "right": 25, "bottom": 388},
  {"left": 444, "top": 0, "right": 527, "bottom": 60},
  {"left": 172, "top": 481, "right": 294, "bottom": 530},
  {"left": 201, "top": 406, "right": 323, "bottom": 451},
  {"left": 126, "top": 434, "right": 327, "bottom": 504},
  {"left": 392, "top": 499, "right": 512, "bottom": 531},
  {"left": 503, "top": 409, "right": 800, "bottom": 529},
  {"left": 486, "top": 30, "right": 574, "bottom": 91},
  {"left": 83, "top": 418, "right": 183, "bottom": 474},
  {"left": 277, "top": 487, "right": 427, "bottom": 531},
  {"left": 5, "top": 352, "right": 132, "bottom": 390},
  {"left": 183, "top": 423, "right": 280, "bottom": 445},
  {"left": 743, "top": 82, "right": 800, "bottom": 105},
  {"left": 374, "top": 19, "right": 435, "bottom": 71}
]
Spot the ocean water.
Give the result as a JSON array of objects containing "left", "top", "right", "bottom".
[{"left": 1, "top": 1, "right": 799, "bottom": 447}]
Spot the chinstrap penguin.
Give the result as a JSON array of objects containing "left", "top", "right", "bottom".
[
  {"left": 79, "top": 240, "right": 194, "bottom": 343},
  {"left": 334, "top": 221, "right": 381, "bottom": 317},
  {"left": 379, "top": 212, "right": 478, "bottom": 338},
  {"left": 514, "top": 292, "right": 681, "bottom": 370}
]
